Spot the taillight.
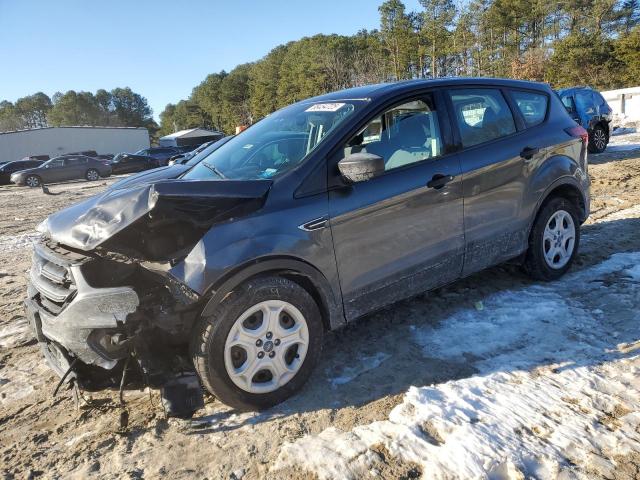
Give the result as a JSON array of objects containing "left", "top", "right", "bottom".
[{"left": 565, "top": 125, "right": 589, "bottom": 144}]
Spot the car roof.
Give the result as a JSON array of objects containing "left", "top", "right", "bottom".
[{"left": 299, "top": 78, "right": 551, "bottom": 104}]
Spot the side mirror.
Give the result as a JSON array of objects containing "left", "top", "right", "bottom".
[{"left": 338, "top": 153, "right": 385, "bottom": 183}]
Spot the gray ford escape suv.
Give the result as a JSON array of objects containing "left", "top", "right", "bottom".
[{"left": 26, "top": 78, "right": 590, "bottom": 411}]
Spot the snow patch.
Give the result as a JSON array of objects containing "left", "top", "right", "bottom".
[
  {"left": 275, "top": 252, "right": 640, "bottom": 479},
  {"left": 329, "top": 352, "right": 391, "bottom": 387},
  {"left": 0, "top": 232, "right": 41, "bottom": 252},
  {"left": 612, "top": 127, "right": 637, "bottom": 136},
  {"left": 597, "top": 204, "right": 640, "bottom": 221},
  {"left": 605, "top": 129, "right": 640, "bottom": 152},
  {"left": 0, "top": 319, "right": 30, "bottom": 348}
]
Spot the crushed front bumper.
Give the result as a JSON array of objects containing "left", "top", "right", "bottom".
[{"left": 25, "top": 241, "right": 139, "bottom": 377}]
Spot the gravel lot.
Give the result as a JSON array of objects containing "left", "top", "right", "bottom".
[{"left": 1, "top": 131, "right": 640, "bottom": 479}]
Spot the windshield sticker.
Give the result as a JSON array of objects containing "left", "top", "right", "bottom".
[
  {"left": 305, "top": 103, "right": 346, "bottom": 112},
  {"left": 261, "top": 168, "right": 278, "bottom": 178}
]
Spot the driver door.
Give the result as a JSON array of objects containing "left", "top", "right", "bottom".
[{"left": 328, "top": 91, "right": 464, "bottom": 320}]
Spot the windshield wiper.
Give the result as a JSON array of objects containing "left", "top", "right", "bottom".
[{"left": 201, "top": 162, "right": 226, "bottom": 179}]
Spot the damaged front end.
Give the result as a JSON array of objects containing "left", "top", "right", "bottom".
[{"left": 25, "top": 179, "right": 271, "bottom": 401}]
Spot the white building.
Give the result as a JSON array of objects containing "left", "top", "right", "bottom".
[
  {"left": 601, "top": 86, "right": 640, "bottom": 125},
  {"left": 158, "top": 128, "right": 223, "bottom": 147},
  {"left": 0, "top": 126, "right": 150, "bottom": 162}
]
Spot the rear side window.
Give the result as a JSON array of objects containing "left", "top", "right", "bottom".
[
  {"left": 448, "top": 89, "right": 516, "bottom": 148},
  {"left": 510, "top": 90, "right": 548, "bottom": 127},
  {"left": 65, "top": 157, "right": 88, "bottom": 166}
]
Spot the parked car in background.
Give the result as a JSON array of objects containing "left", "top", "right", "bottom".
[
  {"left": 0, "top": 159, "right": 44, "bottom": 184},
  {"left": 10, "top": 155, "right": 111, "bottom": 187},
  {"left": 29, "top": 78, "right": 590, "bottom": 412},
  {"left": 108, "top": 152, "right": 158, "bottom": 175},
  {"left": 168, "top": 140, "right": 216, "bottom": 165},
  {"left": 557, "top": 86, "right": 612, "bottom": 153},
  {"left": 133, "top": 147, "right": 181, "bottom": 166},
  {"left": 108, "top": 136, "right": 234, "bottom": 190},
  {"left": 66, "top": 150, "right": 98, "bottom": 157}
]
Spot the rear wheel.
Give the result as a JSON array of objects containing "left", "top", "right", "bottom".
[
  {"left": 588, "top": 125, "right": 607, "bottom": 153},
  {"left": 190, "top": 276, "right": 323, "bottom": 411},
  {"left": 524, "top": 197, "right": 580, "bottom": 281},
  {"left": 25, "top": 175, "right": 41, "bottom": 188},
  {"left": 85, "top": 168, "right": 100, "bottom": 181}
]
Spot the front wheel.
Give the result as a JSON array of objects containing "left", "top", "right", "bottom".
[
  {"left": 524, "top": 197, "right": 580, "bottom": 281},
  {"left": 588, "top": 125, "right": 607, "bottom": 153},
  {"left": 25, "top": 175, "right": 41, "bottom": 188},
  {"left": 190, "top": 276, "right": 323, "bottom": 411},
  {"left": 85, "top": 168, "right": 100, "bottom": 181}
]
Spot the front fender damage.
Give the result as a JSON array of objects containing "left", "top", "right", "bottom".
[{"left": 28, "top": 179, "right": 271, "bottom": 414}]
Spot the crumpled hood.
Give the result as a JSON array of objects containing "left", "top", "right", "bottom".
[{"left": 40, "top": 179, "right": 272, "bottom": 252}]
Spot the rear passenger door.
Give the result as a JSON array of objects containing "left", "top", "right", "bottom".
[
  {"left": 62, "top": 156, "right": 87, "bottom": 181},
  {"left": 446, "top": 87, "right": 543, "bottom": 275}
]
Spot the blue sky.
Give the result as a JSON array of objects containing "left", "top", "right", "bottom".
[{"left": 0, "top": 0, "right": 421, "bottom": 120}]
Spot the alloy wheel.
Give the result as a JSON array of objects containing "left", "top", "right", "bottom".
[
  {"left": 224, "top": 300, "right": 309, "bottom": 394},
  {"left": 26, "top": 176, "right": 39, "bottom": 187},
  {"left": 543, "top": 209, "right": 576, "bottom": 269},
  {"left": 593, "top": 129, "right": 607, "bottom": 151}
]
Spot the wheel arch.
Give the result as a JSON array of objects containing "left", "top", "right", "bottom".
[
  {"left": 200, "top": 256, "right": 345, "bottom": 332},
  {"left": 532, "top": 178, "right": 587, "bottom": 230}
]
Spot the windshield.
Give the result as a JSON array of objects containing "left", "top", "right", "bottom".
[
  {"left": 182, "top": 100, "right": 364, "bottom": 180},
  {"left": 184, "top": 137, "right": 233, "bottom": 166}
]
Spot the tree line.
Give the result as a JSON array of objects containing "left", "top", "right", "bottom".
[
  {"left": 2, "top": 0, "right": 637, "bottom": 137},
  {"left": 160, "top": 0, "right": 639, "bottom": 136},
  {"left": 0, "top": 87, "right": 157, "bottom": 134}
]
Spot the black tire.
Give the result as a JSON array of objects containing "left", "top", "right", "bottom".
[
  {"left": 524, "top": 196, "right": 580, "bottom": 281},
  {"left": 25, "top": 175, "right": 41, "bottom": 188},
  {"left": 190, "top": 276, "right": 323, "bottom": 411},
  {"left": 588, "top": 125, "right": 607, "bottom": 153},
  {"left": 85, "top": 168, "right": 100, "bottom": 181}
]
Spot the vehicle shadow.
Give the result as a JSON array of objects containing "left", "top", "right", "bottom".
[{"left": 190, "top": 216, "right": 640, "bottom": 433}]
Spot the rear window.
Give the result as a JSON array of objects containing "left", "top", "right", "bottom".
[{"left": 510, "top": 90, "right": 548, "bottom": 127}]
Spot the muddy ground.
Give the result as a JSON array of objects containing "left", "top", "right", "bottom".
[{"left": 1, "top": 137, "right": 640, "bottom": 479}]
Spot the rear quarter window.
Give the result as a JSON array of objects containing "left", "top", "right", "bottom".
[{"left": 510, "top": 90, "right": 548, "bottom": 127}]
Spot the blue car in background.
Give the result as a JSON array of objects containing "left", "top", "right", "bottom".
[{"left": 557, "top": 86, "right": 612, "bottom": 153}]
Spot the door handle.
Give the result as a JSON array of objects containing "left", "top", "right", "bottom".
[
  {"left": 520, "top": 146, "right": 540, "bottom": 160},
  {"left": 427, "top": 174, "right": 454, "bottom": 189}
]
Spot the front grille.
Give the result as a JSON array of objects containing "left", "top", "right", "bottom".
[{"left": 30, "top": 241, "right": 88, "bottom": 314}]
